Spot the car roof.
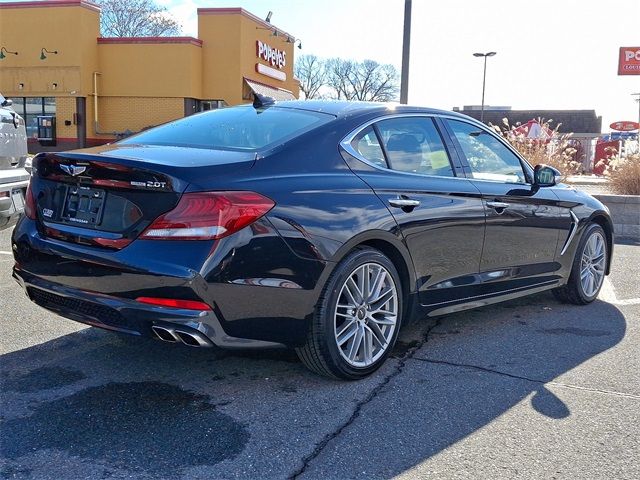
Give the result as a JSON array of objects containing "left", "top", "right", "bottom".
[{"left": 273, "top": 100, "right": 469, "bottom": 120}]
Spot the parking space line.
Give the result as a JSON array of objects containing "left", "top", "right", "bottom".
[
  {"left": 0, "top": 251, "right": 12, "bottom": 255},
  {"left": 600, "top": 278, "right": 640, "bottom": 306}
]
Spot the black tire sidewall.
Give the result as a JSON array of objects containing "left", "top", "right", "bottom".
[{"left": 319, "top": 248, "right": 403, "bottom": 379}]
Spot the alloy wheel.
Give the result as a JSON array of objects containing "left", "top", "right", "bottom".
[
  {"left": 334, "top": 262, "right": 398, "bottom": 368},
  {"left": 580, "top": 231, "right": 606, "bottom": 298}
]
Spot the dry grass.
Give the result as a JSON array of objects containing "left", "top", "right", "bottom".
[
  {"left": 602, "top": 152, "right": 640, "bottom": 195},
  {"left": 490, "top": 118, "right": 581, "bottom": 178}
]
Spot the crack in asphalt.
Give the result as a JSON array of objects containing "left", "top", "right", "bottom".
[
  {"left": 288, "top": 317, "right": 443, "bottom": 480},
  {"left": 411, "top": 357, "right": 640, "bottom": 400}
]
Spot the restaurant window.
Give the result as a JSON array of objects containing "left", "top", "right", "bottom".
[{"left": 9, "top": 97, "right": 56, "bottom": 139}]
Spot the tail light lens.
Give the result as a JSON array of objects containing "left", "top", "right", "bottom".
[
  {"left": 140, "top": 191, "right": 275, "bottom": 241},
  {"left": 136, "top": 296, "right": 212, "bottom": 311},
  {"left": 24, "top": 181, "right": 36, "bottom": 220}
]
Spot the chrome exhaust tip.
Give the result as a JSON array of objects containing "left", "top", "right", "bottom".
[
  {"left": 152, "top": 325, "right": 178, "bottom": 343},
  {"left": 174, "top": 330, "right": 211, "bottom": 347}
]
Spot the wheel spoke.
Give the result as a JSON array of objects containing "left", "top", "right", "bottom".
[
  {"left": 370, "top": 314, "right": 396, "bottom": 326},
  {"left": 371, "top": 287, "right": 394, "bottom": 311},
  {"left": 337, "top": 320, "right": 358, "bottom": 346},
  {"left": 363, "top": 327, "right": 373, "bottom": 364},
  {"left": 347, "top": 325, "right": 364, "bottom": 361},
  {"left": 366, "top": 322, "right": 387, "bottom": 349},
  {"left": 344, "top": 278, "right": 361, "bottom": 305}
]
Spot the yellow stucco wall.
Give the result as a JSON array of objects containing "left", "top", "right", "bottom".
[
  {"left": 0, "top": 1, "right": 300, "bottom": 148},
  {"left": 97, "top": 43, "right": 202, "bottom": 99},
  {"left": 0, "top": 2, "right": 99, "bottom": 97}
]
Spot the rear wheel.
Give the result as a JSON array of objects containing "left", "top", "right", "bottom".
[
  {"left": 296, "top": 248, "right": 403, "bottom": 379},
  {"left": 553, "top": 223, "right": 607, "bottom": 305}
]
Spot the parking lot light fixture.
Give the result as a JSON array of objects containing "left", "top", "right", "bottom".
[{"left": 473, "top": 51, "right": 497, "bottom": 122}]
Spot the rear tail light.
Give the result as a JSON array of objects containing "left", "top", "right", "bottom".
[
  {"left": 140, "top": 191, "right": 275, "bottom": 241},
  {"left": 136, "top": 297, "right": 212, "bottom": 311},
  {"left": 24, "top": 181, "right": 36, "bottom": 220}
]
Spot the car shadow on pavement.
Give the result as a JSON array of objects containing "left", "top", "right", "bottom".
[{"left": 0, "top": 292, "right": 628, "bottom": 479}]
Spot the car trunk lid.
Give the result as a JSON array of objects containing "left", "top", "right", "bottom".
[{"left": 30, "top": 144, "right": 256, "bottom": 249}]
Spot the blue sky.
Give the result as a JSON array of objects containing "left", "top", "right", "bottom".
[
  {"left": 3, "top": 0, "right": 639, "bottom": 129},
  {"left": 154, "top": 0, "right": 639, "bottom": 130}
]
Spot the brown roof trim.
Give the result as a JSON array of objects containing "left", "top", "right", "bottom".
[
  {"left": 197, "top": 7, "right": 294, "bottom": 40},
  {"left": 98, "top": 37, "right": 203, "bottom": 47},
  {"left": 0, "top": 0, "right": 100, "bottom": 13}
]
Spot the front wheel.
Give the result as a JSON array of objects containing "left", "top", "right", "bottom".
[
  {"left": 553, "top": 223, "right": 608, "bottom": 305},
  {"left": 296, "top": 248, "right": 403, "bottom": 380}
]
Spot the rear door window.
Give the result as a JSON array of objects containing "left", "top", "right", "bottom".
[{"left": 375, "top": 117, "right": 455, "bottom": 177}]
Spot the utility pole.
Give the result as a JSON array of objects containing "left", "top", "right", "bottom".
[
  {"left": 400, "top": 0, "right": 412, "bottom": 104},
  {"left": 473, "top": 51, "right": 496, "bottom": 122}
]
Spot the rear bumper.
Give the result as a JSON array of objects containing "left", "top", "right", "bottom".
[
  {"left": 0, "top": 174, "right": 29, "bottom": 229},
  {"left": 13, "top": 267, "right": 287, "bottom": 349}
]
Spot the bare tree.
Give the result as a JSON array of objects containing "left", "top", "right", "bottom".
[
  {"left": 97, "top": 0, "right": 181, "bottom": 37},
  {"left": 294, "top": 55, "right": 326, "bottom": 100},
  {"left": 325, "top": 58, "right": 399, "bottom": 102}
]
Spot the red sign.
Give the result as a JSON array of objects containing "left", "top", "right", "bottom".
[
  {"left": 618, "top": 47, "right": 640, "bottom": 75},
  {"left": 610, "top": 121, "right": 639, "bottom": 131}
]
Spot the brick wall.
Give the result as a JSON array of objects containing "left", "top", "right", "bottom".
[{"left": 95, "top": 97, "right": 184, "bottom": 135}]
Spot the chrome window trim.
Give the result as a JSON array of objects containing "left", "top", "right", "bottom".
[
  {"left": 339, "top": 113, "right": 460, "bottom": 180},
  {"left": 340, "top": 112, "right": 536, "bottom": 184}
]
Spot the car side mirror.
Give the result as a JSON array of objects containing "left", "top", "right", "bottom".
[
  {"left": 1, "top": 99, "right": 13, "bottom": 107},
  {"left": 534, "top": 164, "right": 561, "bottom": 187}
]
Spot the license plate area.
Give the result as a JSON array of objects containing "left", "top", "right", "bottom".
[{"left": 61, "top": 185, "right": 106, "bottom": 227}]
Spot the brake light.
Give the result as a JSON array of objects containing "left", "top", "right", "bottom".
[
  {"left": 24, "top": 182, "right": 36, "bottom": 220},
  {"left": 140, "top": 191, "right": 275, "bottom": 241},
  {"left": 136, "top": 297, "right": 212, "bottom": 311}
]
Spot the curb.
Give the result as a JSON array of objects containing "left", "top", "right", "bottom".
[{"left": 594, "top": 194, "right": 640, "bottom": 240}]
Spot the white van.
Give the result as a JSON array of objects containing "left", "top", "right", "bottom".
[{"left": 0, "top": 93, "right": 31, "bottom": 230}]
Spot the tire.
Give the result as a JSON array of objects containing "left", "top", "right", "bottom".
[
  {"left": 296, "top": 247, "right": 403, "bottom": 380},
  {"left": 553, "top": 223, "right": 607, "bottom": 305}
]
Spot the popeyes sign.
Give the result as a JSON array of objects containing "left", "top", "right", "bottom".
[
  {"left": 256, "top": 41, "right": 286, "bottom": 69},
  {"left": 618, "top": 47, "right": 640, "bottom": 75}
]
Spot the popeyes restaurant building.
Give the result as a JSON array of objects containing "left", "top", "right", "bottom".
[{"left": 0, "top": 0, "right": 300, "bottom": 153}]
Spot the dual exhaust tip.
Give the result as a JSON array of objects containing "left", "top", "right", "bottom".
[{"left": 151, "top": 325, "right": 212, "bottom": 347}]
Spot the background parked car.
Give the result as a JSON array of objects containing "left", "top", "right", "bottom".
[{"left": 0, "top": 93, "right": 30, "bottom": 231}]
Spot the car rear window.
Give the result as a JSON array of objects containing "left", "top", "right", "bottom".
[{"left": 120, "top": 105, "right": 334, "bottom": 151}]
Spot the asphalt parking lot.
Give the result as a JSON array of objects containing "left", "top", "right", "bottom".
[{"left": 1, "top": 226, "right": 638, "bottom": 479}]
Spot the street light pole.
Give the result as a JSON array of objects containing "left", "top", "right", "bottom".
[
  {"left": 633, "top": 93, "right": 640, "bottom": 148},
  {"left": 473, "top": 51, "right": 496, "bottom": 122},
  {"left": 400, "top": 0, "right": 412, "bottom": 104}
]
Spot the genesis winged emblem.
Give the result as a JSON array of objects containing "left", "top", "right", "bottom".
[{"left": 60, "top": 164, "right": 87, "bottom": 176}]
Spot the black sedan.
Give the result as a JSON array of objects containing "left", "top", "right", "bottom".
[{"left": 11, "top": 99, "right": 613, "bottom": 379}]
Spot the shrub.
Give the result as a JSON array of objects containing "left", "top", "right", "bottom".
[
  {"left": 490, "top": 118, "right": 581, "bottom": 178},
  {"left": 602, "top": 152, "right": 640, "bottom": 195}
]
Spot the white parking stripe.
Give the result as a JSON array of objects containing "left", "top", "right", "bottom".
[
  {"left": 599, "top": 278, "right": 640, "bottom": 306},
  {"left": 0, "top": 251, "right": 12, "bottom": 255}
]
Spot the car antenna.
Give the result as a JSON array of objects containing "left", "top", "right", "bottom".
[{"left": 253, "top": 92, "right": 276, "bottom": 110}]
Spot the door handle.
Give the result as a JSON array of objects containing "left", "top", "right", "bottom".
[
  {"left": 388, "top": 198, "right": 420, "bottom": 209},
  {"left": 486, "top": 201, "right": 510, "bottom": 212}
]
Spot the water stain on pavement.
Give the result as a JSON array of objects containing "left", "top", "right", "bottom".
[
  {"left": 2, "top": 366, "right": 86, "bottom": 393},
  {"left": 536, "top": 327, "right": 611, "bottom": 337},
  {"left": 0, "top": 381, "right": 249, "bottom": 475}
]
